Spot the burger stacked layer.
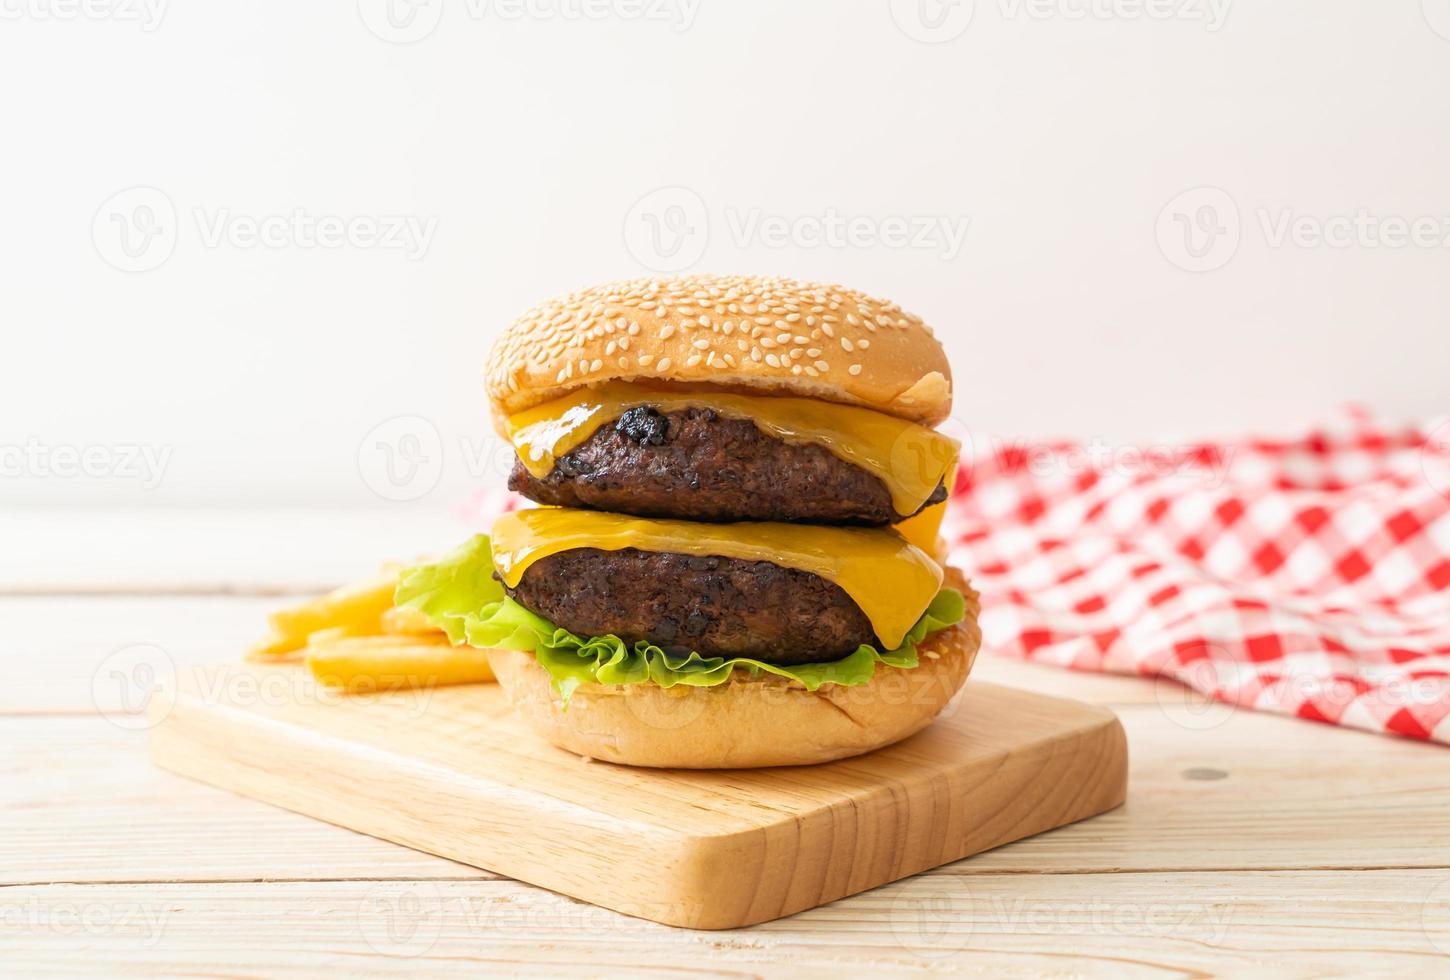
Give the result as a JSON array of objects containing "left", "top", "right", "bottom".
[{"left": 397, "top": 275, "right": 982, "bottom": 768}]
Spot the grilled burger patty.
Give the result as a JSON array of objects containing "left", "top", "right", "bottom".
[
  {"left": 502, "top": 547, "right": 877, "bottom": 665},
  {"left": 508, "top": 406, "right": 947, "bottom": 525}
]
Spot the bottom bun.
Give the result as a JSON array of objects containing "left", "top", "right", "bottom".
[{"left": 486, "top": 570, "right": 981, "bottom": 769}]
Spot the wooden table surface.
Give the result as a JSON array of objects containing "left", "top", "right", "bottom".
[{"left": 5, "top": 508, "right": 1450, "bottom": 977}]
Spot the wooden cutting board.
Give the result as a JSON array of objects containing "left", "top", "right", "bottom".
[{"left": 149, "top": 662, "right": 1127, "bottom": 930}]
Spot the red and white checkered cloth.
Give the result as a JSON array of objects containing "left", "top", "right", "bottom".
[{"left": 943, "top": 408, "right": 1450, "bottom": 744}]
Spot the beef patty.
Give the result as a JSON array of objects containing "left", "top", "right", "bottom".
[
  {"left": 503, "top": 547, "right": 877, "bottom": 665},
  {"left": 508, "top": 406, "right": 947, "bottom": 525}
]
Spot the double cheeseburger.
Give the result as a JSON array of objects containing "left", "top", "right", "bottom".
[{"left": 398, "top": 274, "right": 981, "bottom": 768}]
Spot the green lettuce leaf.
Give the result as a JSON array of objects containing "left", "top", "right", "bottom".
[{"left": 395, "top": 533, "right": 965, "bottom": 704}]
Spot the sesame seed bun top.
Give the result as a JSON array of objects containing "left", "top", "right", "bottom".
[{"left": 485, "top": 274, "right": 953, "bottom": 427}]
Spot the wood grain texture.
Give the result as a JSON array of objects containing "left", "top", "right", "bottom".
[
  {"left": 9, "top": 703, "right": 1448, "bottom": 887},
  {"left": 0, "top": 506, "right": 470, "bottom": 593},
  {"left": 148, "top": 663, "right": 1127, "bottom": 929},
  {"left": 9, "top": 509, "right": 1450, "bottom": 973},
  {"left": 5, "top": 873, "right": 1450, "bottom": 977},
  {"left": 0, "top": 593, "right": 1157, "bottom": 714}
]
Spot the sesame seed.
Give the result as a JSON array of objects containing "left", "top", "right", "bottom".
[
  {"left": 765, "top": 353, "right": 781, "bottom": 367},
  {"left": 686, "top": 354, "right": 703, "bottom": 367},
  {"left": 488, "top": 275, "right": 933, "bottom": 407}
]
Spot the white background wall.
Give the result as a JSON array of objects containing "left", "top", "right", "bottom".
[{"left": 3, "top": 0, "right": 1448, "bottom": 509}]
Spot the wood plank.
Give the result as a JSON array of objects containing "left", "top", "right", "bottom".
[
  {"left": 7, "top": 693, "right": 1448, "bottom": 888},
  {"left": 1, "top": 596, "right": 285, "bottom": 715},
  {"left": 0, "top": 506, "right": 473, "bottom": 593},
  {"left": 0, "top": 719, "right": 488, "bottom": 885},
  {"left": 148, "top": 664, "right": 1128, "bottom": 929},
  {"left": 4, "top": 873, "right": 1449, "bottom": 976},
  {"left": 0, "top": 595, "right": 1162, "bottom": 714}
]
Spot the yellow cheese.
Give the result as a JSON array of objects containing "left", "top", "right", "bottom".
[
  {"left": 894, "top": 501, "right": 948, "bottom": 560},
  {"left": 507, "top": 381, "right": 960, "bottom": 518},
  {"left": 892, "top": 457, "right": 958, "bottom": 559},
  {"left": 490, "top": 508, "right": 944, "bottom": 650}
]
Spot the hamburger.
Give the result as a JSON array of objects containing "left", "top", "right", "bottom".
[{"left": 397, "top": 274, "right": 981, "bottom": 768}]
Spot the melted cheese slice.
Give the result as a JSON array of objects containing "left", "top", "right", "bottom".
[
  {"left": 507, "top": 381, "right": 960, "bottom": 518},
  {"left": 892, "top": 457, "right": 958, "bottom": 560},
  {"left": 490, "top": 508, "right": 944, "bottom": 650}
]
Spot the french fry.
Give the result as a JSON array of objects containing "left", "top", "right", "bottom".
[
  {"left": 380, "top": 604, "right": 444, "bottom": 637},
  {"left": 249, "top": 631, "right": 304, "bottom": 661},
  {"left": 306, "top": 635, "right": 495, "bottom": 692},
  {"left": 248, "top": 572, "right": 399, "bottom": 660}
]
